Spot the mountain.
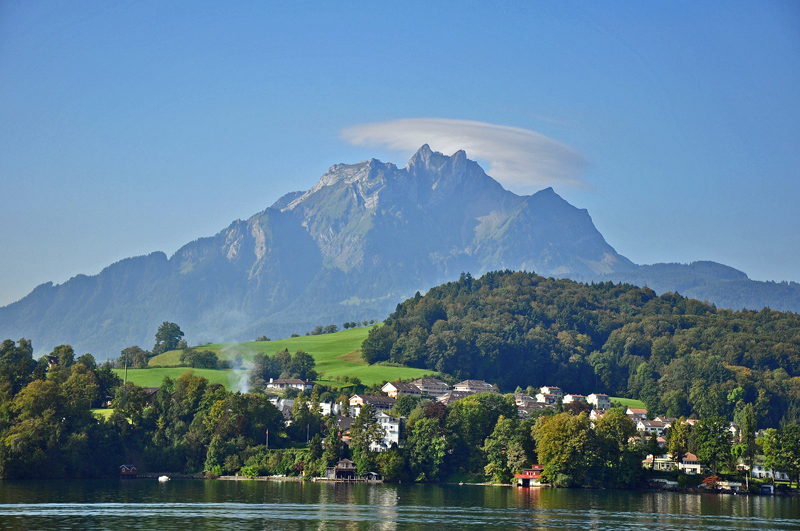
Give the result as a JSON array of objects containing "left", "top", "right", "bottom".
[
  {"left": 597, "top": 261, "right": 800, "bottom": 312},
  {"left": 0, "top": 145, "right": 797, "bottom": 358}
]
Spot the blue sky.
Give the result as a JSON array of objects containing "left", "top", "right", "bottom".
[{"left": 1, "top": 0, "right": 799, "bottom": 306}]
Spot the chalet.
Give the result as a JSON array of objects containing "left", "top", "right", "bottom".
[
  {"left": 381, "top": 382, "right": 422, "bottom": 399},
  {"left": 514, "top": 465, "right": 545, "bottom": 487},
  {"left": 536, "top": 393, "right": 559, "bottom": 406},
  {"left": 539, "top": 386, "right": 564, "bottom": 399},
  {"left": 626, "top": 408, "right": 648, "bottom": 420},
  {"left": 587, "top": 393, "right": 611, "bottom": 410},
  {"left": 265, "top": 378, "right": 315, "bottom": 392},
  {"left": 453, "top": 380, "right": 496, "bottom": 394},
  {"left": 409, "top": 378, "right": 451, "bottom": 397},
  {"left": 563, "top": 394, "right": 586, "bottom": 404},
  {"left": 437, "top": 390, "right": 474, "bottom": 406},
  {"left": 349, "top": 395, "right": 396, "bottom": 416},
  {"left": 326, "top": 458, "right": 357, "bottom": 480}
]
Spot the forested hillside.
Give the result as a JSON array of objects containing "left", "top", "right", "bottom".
[{"left": 362, "top": 271, "right": 800, "bottom": 428}]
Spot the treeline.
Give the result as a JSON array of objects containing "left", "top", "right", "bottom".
[
  {"left": 2, "top": 335, "right": 798, "bottom": 487},
  {"left": 0, "top": 340, "right": 124, "bottom": 478},
  {"left": 362, "top": 271, "right": 800, "bottom": 428}
]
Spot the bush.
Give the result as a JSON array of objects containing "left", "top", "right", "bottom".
[
  {"left": 241, "top": 465, "right": 259, "bottom": 478},
  {"left": 180, "top": 349, "right": 221, "bottom": 369}
]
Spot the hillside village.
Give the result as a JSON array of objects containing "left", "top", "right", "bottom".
[
  {"left": 1, "top": 312, "right": 798, "bottom": 490},
  {"left": 257, "top": 375, "right": 793, "bottom": 489}
]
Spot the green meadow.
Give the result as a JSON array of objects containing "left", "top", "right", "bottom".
[
  {"left": 608, "top": 397, "right": 646, "bottom": 409},
  {"left": 112, "top": 367, "right": 246, "bottom": 390},
  {"left": 133, "top": 326, "right": 437, "bottom": 390}
]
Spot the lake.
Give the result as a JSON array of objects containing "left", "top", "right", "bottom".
[{"left": 0, "top": 479, "right": 798, "bottom": 530}]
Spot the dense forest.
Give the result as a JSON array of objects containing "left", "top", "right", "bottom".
[{"left": 362, "top": 271, "right": 800, "bottom": 428}]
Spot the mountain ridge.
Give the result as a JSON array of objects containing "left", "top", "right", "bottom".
[{"left": 1, "top": 146, "right": 798, "bottom": 358}]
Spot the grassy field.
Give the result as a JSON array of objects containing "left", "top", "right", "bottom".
[
  {"left": 140, "top": 326, "right": 436, "bottom": 389},
  {"left": 113, "top": 367, "right": 247, "bottom": 390},
  {"left": 609, "top": 396, "right": 646, "bottom": 409}
]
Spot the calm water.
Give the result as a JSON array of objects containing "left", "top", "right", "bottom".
[{"left": 0, "top": 479, "right": 798, "bottom": 530}]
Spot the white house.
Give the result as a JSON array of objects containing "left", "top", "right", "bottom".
[
  {"left": 536, "top": 393, "right": 559, "bottom": 406},
  {"left": 540, "top": 386, "right": 564, "bottom": 399},
  {"left": 587, "top": 393, "right": 611, "bottom": 410},
  {"left": 265, "top": 378, "right": 315, "bottom": 392},
  {"left": 563, "top": 394, "right": 586, "bottom": 404},
  {"left": 679, "top": 452, "right": 702, "bottom": 475},
  {"left": 590, "top": 409, "right": 607, "bottom": 421},
  {"left": 751, "top": 465, "right": 790, "bottom": 481},
  {"left": 370, "top": 411, "right": 404, "bottom": 452}
]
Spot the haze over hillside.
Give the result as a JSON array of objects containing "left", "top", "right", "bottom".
[{"left": 1, "top": 146, "right": 798, "bottom": 358}]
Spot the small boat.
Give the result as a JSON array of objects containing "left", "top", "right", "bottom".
[{"left": 158, "top": 475, "right": 170, "bottom": 482}]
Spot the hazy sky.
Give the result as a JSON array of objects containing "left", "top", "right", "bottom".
[{"left": 1, "top": 1, "right": 799, "bottom": 307}]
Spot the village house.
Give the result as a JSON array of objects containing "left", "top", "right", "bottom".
[
  {"left": 453, "top": 380, "right": 496, "bottom": 393},
  {"left": 318, "top": 401, "right": 342, "bottom": 416},
  {"left": 643, "top": 454, "right": 675, "bottom": 471},
  {"left": 563, "top": 394, "right": 586, "bottom": 404},
  {"left": 371, "top": 411, "right": 404, "bottom": 451},
  {"left": 514, "top": 393, "right": 536, "bottom": 406},
  {"left": 517, "top": 401, "right": 553, "bottom": 419},
  {"left": 539, "top": 386, "right": 564, "bottom": 399},
  {"left": 265, "top": 378, "right": 315, "bottom": 392},
  {"left": 409, "top": 378, "right": 451, "bottom": 397},
  {"left": 381, "top": 381, "right": 422, "bottom": 399},
  {"left": 678, "top": 453, "right": 702, "bottom": 475},
  {"left": 268, "top": 397, "right": 295, "bottom": 423},
  {"left": 349, "top": 394, "right": 396, "bottom": 416},
  {"left": 637, "top": 419, "right": 668, "bottom": 437},
  {"left": 587, "top": 393, "right": 611, "bottom": 410},
  {"left": 750, "top": 465, "right": 790, "bottom": 481},
  {"left": 589, "top": 409, "right": 607, "bottom": 421},
  {"left": 626, "top": 408, "right": 648, "bottom": 420},
  {"left": 536, "top": 393, "right": 559, "bottom": 406},
  {"left": 437, "top": 390, "right": 474, "bottom": 406}
]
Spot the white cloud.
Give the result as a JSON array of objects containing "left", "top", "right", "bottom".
[{"left": 340, "top": 118, "right": 588, "bottom": 191}]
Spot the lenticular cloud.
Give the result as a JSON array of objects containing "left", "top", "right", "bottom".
[{"left": 340, "top": 118, "right": 588, "bottom": 190}]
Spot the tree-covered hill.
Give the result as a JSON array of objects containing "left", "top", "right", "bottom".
[{"left": 362, "top": 271, "right": 800, "bottom": 428}]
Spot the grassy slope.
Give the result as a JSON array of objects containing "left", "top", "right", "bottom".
[
  {"left": 113, "top": 367, "right": 246, "bottom": 390},
  {"left": 142, "top": 326, "right": 436, "bottom": 390},
  {"left": 609, "top": 397, "right": 646, "bottom": 409}
]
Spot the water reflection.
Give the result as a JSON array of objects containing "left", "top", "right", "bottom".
[{"left": 0, "top": 481, "right": 798, "bottom": 531}]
